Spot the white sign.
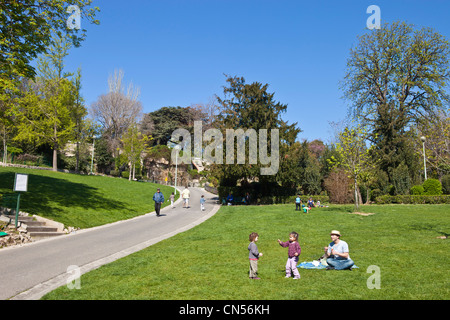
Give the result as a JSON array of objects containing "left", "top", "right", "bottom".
[{"left": 14, "top": 173, "right": 28, "bottom": 192}]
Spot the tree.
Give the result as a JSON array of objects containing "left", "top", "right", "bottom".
[
  {"left": 15, "top": 77, "right": 76, "bottom": 171},
  {"left": 141, "top": 106, "right": 192, "bottom": 146},
  {"left": 71, "top": 68, "right": 89, "bottom": 172},
  {"left": 415, "top": 109, "right": 450, "bottom": 179},
  {"left": 91, "top": 69, "right": 142, "bottom": 167},
  {"left": 342, "top": 21, "right": 450, "bottom": 181},
  {"left": 329, "top": 126, "right": 376, "bottom": 210},
  {"left": 214, "top": 75, "right": 301, "bottom": 199},
  {"left": 121, "top": 125, "right": 151, "bottom": 181},
  {"left": 0, "top": 0, "right": 99, "bottom": 81},
  {"left": 324, "top": 168, "right": 353, "bottom": 204},
  {"left": 13, "top": 34, "right": 81, "bottom": 171}
]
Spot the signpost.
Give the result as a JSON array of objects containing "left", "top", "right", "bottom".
[{"left": 13, "top": 173, "right": 28, "bottom": 228}]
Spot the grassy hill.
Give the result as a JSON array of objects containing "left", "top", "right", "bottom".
[{"left": 0, "top": 167, "right": 178, "bottom": 229}]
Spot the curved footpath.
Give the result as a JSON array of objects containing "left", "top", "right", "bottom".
[{"left": 0, "top": 187, "right": 220, "bottom": 300}]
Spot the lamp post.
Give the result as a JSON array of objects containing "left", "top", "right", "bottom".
[
  {"left": 420, "top": 136, "right": 427, "bottom": 181},
  {"left": 174, "top": 145, "right": 181, "bottom": 195}
]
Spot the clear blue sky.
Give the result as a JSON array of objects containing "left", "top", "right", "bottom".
[{"left": 62, "top": 0, "right": 450, "bottom": 143}]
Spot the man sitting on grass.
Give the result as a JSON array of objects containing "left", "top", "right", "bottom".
[{"left": 323, "top": 230, "right": 355, "bottom": 270}]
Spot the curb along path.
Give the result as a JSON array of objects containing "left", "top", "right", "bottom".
[{"left": 0, "top": 187, "right": 220, "bottom": 300}]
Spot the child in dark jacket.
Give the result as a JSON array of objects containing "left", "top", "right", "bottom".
[{"left": 278, "top": 231, "right": 301, "bottom": 279}]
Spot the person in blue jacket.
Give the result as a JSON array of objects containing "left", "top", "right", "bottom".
[{"left": 153, "top": 188, "right": 165, "bottom": 217}]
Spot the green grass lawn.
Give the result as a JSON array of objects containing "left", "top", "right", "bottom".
[
  {"left": 0, "top": 167, "right": 178, "bottom": 229},
  {"left": 42, "top": 203, "right": 450, "bottom": 300}
]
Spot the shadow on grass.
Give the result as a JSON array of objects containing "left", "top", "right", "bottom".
[
  {"left": 0, "top": 172, "right": 127, "bottom": 219},
  {"left": 409, "top": 223, "right": 450, "bottom": 238}
]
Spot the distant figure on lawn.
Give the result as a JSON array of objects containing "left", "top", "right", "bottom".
[
  {"left": 295, "top": 194, "right": 302, "bottom": 211},
  {"left": 323, "top": 230, "right": 355, "bottom": 270},
  {"left": 182, "top": 186, "right": 190, "bottom": 208},
  {"left": 244, "top": 192, "right": 251, "bottom": 205},
  {"left": 307, "top": 197, "right": 315, "bottom": 208},
  {"left": 226, "top": 193, "right": 234, "bottom": 206},
  {"left": 152, "top": 188, "right": 165, "bottom": 217}
]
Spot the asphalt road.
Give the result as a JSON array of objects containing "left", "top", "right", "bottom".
[{"left": 0, "top": 187, "right": 220, "bottom": 300}]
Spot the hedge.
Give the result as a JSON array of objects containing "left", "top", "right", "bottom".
[
  {"left": 375, "top": 195, "right": 450, "bottom": 204},
  {"left": 217, "top": 185, "right": 329, "bottom": 205}
]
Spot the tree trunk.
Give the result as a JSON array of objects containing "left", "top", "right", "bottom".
[
  {"left": 53, "top": 147, "right": 58, "bottom": 172},
  {"left": 354, "top": 177, "right": 359, "bottom": 211},
  {"left": 53, "top": 124, "right": 58, "bottom": 172}
]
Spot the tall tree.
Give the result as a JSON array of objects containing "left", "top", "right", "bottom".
[
  {"left": 215, "top": 75, "right": 301, "bottom": 198},
  {"left": 91, "top": 69, "right": 142, "bottom": 167},
  {"left": 15, "top": 77, "right": 76, "bottom": 171},
  {"left": 415, "top": 109, "right": 450, "bottom": 179},
  {"left": 14, "top": 34, "right": 78, "bottom": 171},
  {"left": 1, "top": 1, "right": 98, "bottom": 166},
  {"left": 342, "top": 21, "right": 450, "bottom": 180},
  {"left": 0, "top": 0, "right": 99, "bottom": 82},
  {"left": 141, "top": 106, "right": 192, "bottom": 146},
  {"left": 329, "top": 126, "right": 376, "bottom": 210},
  {"left": 121, "top": 124, "right": 150, "bottom": 181}
]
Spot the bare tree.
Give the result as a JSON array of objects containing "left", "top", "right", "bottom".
[{"left": 91, "top": 69, "right": 142, "bottom": 163}]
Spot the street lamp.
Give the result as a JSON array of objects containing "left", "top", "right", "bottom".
[
  {"left": 420, "top": 136, "right": 427, "bottom": 181},
  {"left": 174, "top": 145, "right": 181, "bottom": 195}
]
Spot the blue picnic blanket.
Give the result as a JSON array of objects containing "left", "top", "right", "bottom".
[{"left": 297, "top": 261, "right": 358, "bottom": 269}]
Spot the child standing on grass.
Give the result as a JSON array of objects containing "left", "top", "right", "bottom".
[
  {"left": 278, "top": 231, "right": 301, "bottom": 279},
  {"left": 248, "top": 232, "right": 263, "bottom": 279}
]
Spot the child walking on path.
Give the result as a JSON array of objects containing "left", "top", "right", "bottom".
[
  {"left": 200, "top": 195, "right": 206, "bottom": 211},
  {"left": 248, "top": 232, "right": 263, "bottom": 279},
  {"left": 169, "top": 192, "right": 175, "bottom": 208},
  {"left": 278, "top": 232, "right": 302, "bottom": 279}
]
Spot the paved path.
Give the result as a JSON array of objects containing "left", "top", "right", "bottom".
[{"left": 0, "top": 187, "right": 220, "bottom": 300}]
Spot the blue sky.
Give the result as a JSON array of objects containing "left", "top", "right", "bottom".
[{"left": 61, "top": 0, "right": 450, "bottom": 143}]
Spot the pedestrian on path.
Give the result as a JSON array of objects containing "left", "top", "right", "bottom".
[
  {"left": 169, "top": 192, "right": 175, "bottom": 208},
  {"left": 182, "top": 186, "right": 190, "bottom": 208},
  {"left": 153, "top": 188, "right": 165, "bottom": 217},
  {"left": 200, "top": 195, "right": 206, "bottom": 211}
]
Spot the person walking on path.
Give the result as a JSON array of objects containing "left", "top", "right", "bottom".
[
  {"left": 153, "top": 188, "right": 165, "bottom": 217},
  {"left": 200, "top": 195, "right": 206, "bottom": 211},
  {"left": 169, "top": 192, "right": 175, "bottom": 208},
  {"left": 182, "top": 186, "right": 190, "bottom": 208}
]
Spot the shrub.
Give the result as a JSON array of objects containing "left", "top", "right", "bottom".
[
  {"left": 121, "top": 171, "right": 130, "bottom": 179},
  {"left": 375, "top": 195, "right": 450, "bottom": 204},
  {"left": 370, "top": 188, "right": 383, "bottom": 201},
  {"left": 110, "top": 170, "right": 120, "bottom": 177},
  {"left": 442, "top": 175, "right": 450, "bottom": 195},
  {"left": 410, "top": 185, "right": 424, "bottom": 195},
  {"left": 423, "top": 178, "right": 443, "bottom": 195}
]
